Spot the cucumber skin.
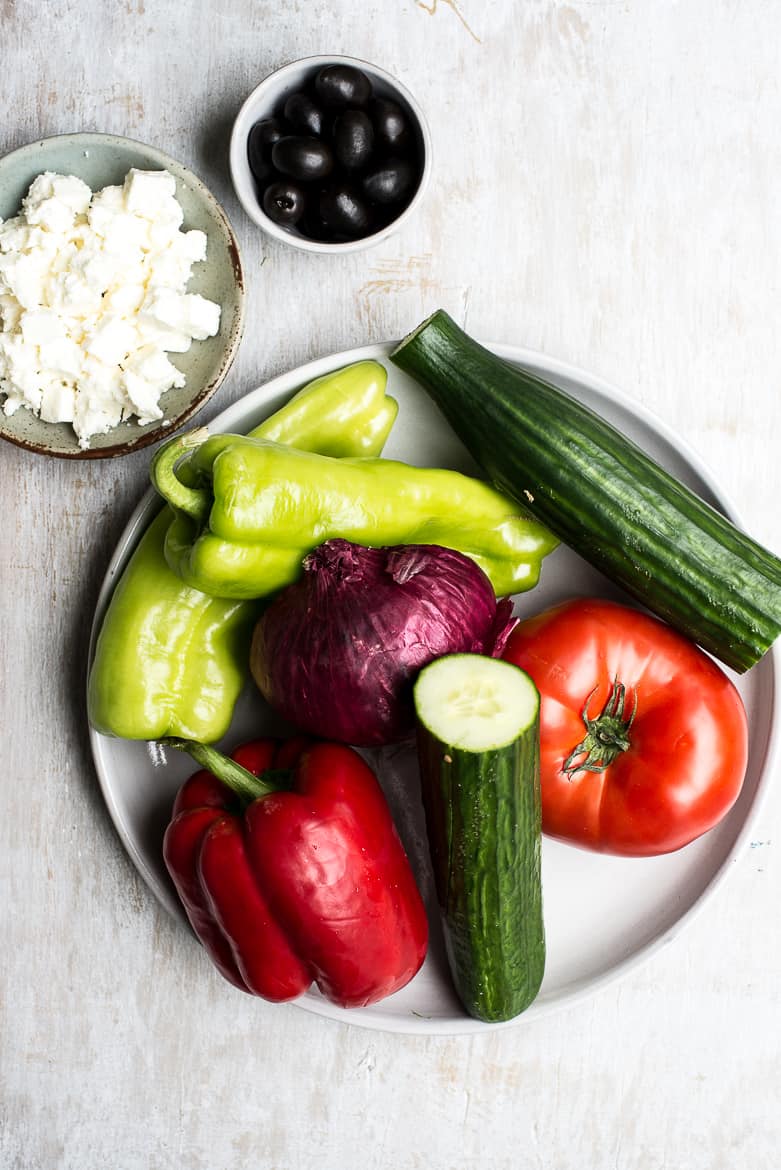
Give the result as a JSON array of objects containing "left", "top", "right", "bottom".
[
  {"left": 392, "top": 310, "right": 781, "bottom": 673},
  {"left": 416, "top": 720, "right": 545, "bottom": 1023}
]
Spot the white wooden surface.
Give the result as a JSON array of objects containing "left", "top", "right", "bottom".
[{"left": 2, "top": 2, "right": 780, "bottom": 1167}]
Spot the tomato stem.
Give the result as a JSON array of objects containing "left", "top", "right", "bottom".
[{"left": 562, "top": 680, "right": 637, "bottom": 775}]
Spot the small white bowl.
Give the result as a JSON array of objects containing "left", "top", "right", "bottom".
[{"left": 229, "top": 55, "right": 432, "bottom": 254}]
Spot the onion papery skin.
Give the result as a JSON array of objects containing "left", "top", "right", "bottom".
[{"left": 249, "top": 539, "right": 517, "bottom": 747}]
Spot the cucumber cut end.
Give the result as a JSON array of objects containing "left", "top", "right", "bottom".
[
  {"left": 414, "top": 653, "right": 539, "bottom": 753},
  {"left": 391, "top": 311, "right": 441, "bottom": 358}
]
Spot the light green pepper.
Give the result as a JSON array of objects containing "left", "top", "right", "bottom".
[
  {"left": 152, "top": 433, "right": 558, "bottom": 600},
  {"left": 88, "top": 361, "right": 397, "bottom": 742},
  {"left": 247, "top": 360, "right": 398, "bottom": 456}
]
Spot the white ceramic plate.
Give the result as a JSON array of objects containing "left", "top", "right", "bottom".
[{"left": 88, "top": 341, "right": 780, "bottom": 1034}]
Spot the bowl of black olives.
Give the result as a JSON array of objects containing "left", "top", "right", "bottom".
[{"left": 229, "top": 55, "right": 431, "bottom": 252}]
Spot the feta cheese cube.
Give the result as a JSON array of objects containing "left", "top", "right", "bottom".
[
  {"left": 73, "top": 392, "right": 125, "bottom": 448},
  {"left": 91, "top": 184, "right": 125, "bottom": 211},
  {"left": 123, "top": 370, "right": 165, "bottom": 421},
  {"left": 48, "top": 271, "right": 104, "bottom": 317},
  {"left": 38, "top": 337, "right": 84, "bottom": 379},
  {"left": 181, "top": 293, "right": 221, "bottom": 340},
  {"left": 84, "top": 317, "right": 137, "bottom": 366},
  {"left": 123, "top": 169, "right": 177, "bottom": 217},
  {"left": 86, "top": 185, "right": 126, "bottom": 236},
  {"left": 25, "top": 194, "right": 78, "bottom": 235},
  {"left": 135, "top": 315, "right": 193, "bottom": 353},
  {"left": 40, "top": 381, "right": 76, "bottom": 424},
  {"left": 180, "top": 229, "right": 208, "bottom": 264},
  {"left": 124, "top": 345, "right": 185, "bottom": 390},
  {"left": 50, "top": 174, "right": 92, "bottom": 216},
  {"left": 0, "top": 219, "right": 33, "bottom": 254},
  {"left": 103, "top": 282, "right": 145, "bottom": 315},
  {"left": 22, "top": 172, "right": 58, "bottom": 211},
  {"left": 145, "top": 246, "right": 195, "bottom": 291},
  {"left": 147, "top": 205, "right": 185, "bottom": 250},
  {"left": 23, "top": 172, "right": 90, "bottom": 217},
  {"left": 8, "top": 361, "right": 45, "bottom": 406},
  {"left": 1, "top": 390, "right": 26, "bottom": 416},
  {"left": 2, "top": 251, "right": 49, "bottom": 310},
  {"left": 143, "top": 289, "right": 220, "bottom": 339},
  {"left": 21, "top": 309, "right": 67, "bottom": 346}
]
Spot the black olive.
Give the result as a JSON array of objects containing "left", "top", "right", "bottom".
[
  {"left": 314, "top": 64, "right": 372, "bottom": 109},
  {"left": 333, "top": 109, "right": 374, "bottom": 170},
  {"left": 361, "top": 157, "right": 417, "bottom": 205},
  {"left": 249, "top": 155, "right": 273, "bottom": 188},
  {"left": 248, "top": 118, "right": 284, "bottom": 181},
  {"left": 298, "top": 208, "right": 336, "bottom": 243},
  {"left": 283, "top": 91, "right": 324, "bottom": 137},
  {"left": 319, "top": 184, "right": 373, "bottom": 237},
  {"left": 262, "top": 180, "right": 306, "bottom": 226},
  {"left": 271, "top": 136, "right": 334, "bottom": 181},
  {"left": 368, "top": 97, "right": 411, "bottom": 152}
]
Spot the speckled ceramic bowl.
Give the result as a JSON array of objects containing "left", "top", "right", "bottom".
[{"left": 0, "top": 133, "right": 245, "bottom": 459}]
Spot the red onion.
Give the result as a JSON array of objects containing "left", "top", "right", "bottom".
[{"left": 249, "top": 539, "right": 517, "bottom": 747}]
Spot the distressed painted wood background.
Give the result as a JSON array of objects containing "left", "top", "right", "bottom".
[{"left": 2, "top": 1, "right": 780, "bottom": 1167}]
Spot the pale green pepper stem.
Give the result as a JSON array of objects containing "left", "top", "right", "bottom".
[
  {"left": 163, "top": 737, "right": 283, "bottom": 802},
  {"left": 151, "top": 430, "right": 212, "bottom": 523}
]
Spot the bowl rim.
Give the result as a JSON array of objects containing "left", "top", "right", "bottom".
[
  {"left": 228, "top": 54, "right": 433, "bottom": 255},
  {"left": 0, "top": 131, "right": 246, "bottom": 460}
]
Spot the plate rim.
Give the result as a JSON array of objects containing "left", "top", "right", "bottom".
[{"left": 87, "top": 337, "right": 781, "bottom": 1035}]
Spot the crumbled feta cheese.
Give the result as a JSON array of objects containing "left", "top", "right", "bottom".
[{"left": 0, "top": 169, "right": 222, "bottom": 448}]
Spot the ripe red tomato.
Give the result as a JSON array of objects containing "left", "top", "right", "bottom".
[{"left": 502, "top": 598, "right": 748, "bottom": 856}]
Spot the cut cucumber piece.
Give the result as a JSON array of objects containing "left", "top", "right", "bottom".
[
  {"left": 414, "top": 654, "right": 545, "bottom": 1022},
  {"left": 415, "top": 653, "right": 539, "bottom": 751}
]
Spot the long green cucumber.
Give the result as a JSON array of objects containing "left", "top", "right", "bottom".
[
  {"left": 392, "top": 310, "right": 781, "bottom": 673},
  {"left": 414, "top": 654, "right": 545, "bottom": 1022}
]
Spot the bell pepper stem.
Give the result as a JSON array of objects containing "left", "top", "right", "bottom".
[
  {"left": 163, "top": 737, "right": 282, "bottom": 802},
  {"left": 150, "top": 430, "right": 212, "bottom": 522}
]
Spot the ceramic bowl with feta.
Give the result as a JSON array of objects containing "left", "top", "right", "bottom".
[{"left": 0, "top": 133, "right": 245, "bottom": 458}]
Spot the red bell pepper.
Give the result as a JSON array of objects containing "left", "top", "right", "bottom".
[{"left": 162, "top": 736, "right": 429, "bottom": 1008}]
